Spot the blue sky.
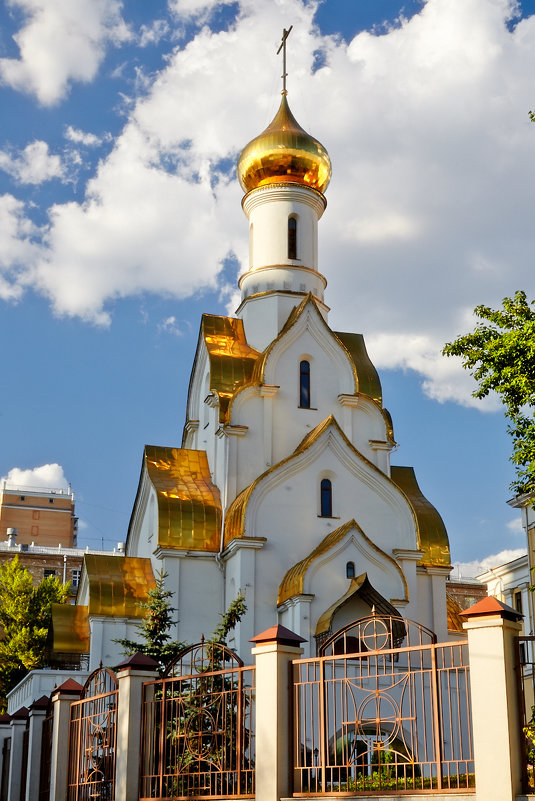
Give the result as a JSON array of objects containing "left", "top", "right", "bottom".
[{"left": 0, "top": 0, "right": 534, "bottom": 575}]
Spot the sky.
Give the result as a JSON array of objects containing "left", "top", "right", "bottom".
[{"left": 0, "top": 0, "right": 534, "bottom": 577}]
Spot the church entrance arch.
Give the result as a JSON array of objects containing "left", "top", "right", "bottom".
[{"left": 293, "top": 614, "right": 474, "bottom": 795}]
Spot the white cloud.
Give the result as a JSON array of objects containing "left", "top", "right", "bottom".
[
  {"left": 139, "top": 19, "right": 170, "bottom": 47},
  {"left": 0, "top": 194, "right": 43, "bottom": 300},
  {"left": 453, "top": 547, "right": 527, "bottom": 579},
  {"left": 158, "top": 315, "right": 183, "bottom": 335},
  {"left": 507, "top": 517, "right": 524, "bottom": 534},
  {"left": 64, "top": 126, "right": 107, "bottom": 148},
  {"left": 0, "top": 0, "right": 132, "bottom": 105},
  {"left": 2, "top": 0, "right": 535, "bottom": 407},
  {"left": 1, "top": 463, "right": 70, "bottom": 491},
  {"left": 0, "top": 141, "right": 64, "bottom": 184}
]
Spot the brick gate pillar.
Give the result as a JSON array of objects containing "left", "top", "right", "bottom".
[{"left": 251, "top": 625, "right": 305, "bottom": 801}]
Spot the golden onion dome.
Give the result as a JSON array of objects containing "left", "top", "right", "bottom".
[{"left": 237, "top": 92, "right": 332, "bottom": 195}]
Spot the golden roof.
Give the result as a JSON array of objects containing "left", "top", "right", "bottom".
[
  {"left": 315, "top": 573, "right": 404, "bottom": 636},
  {"left": 224, "top": 416, "right": 406, "bottom": 548},
  {"left": 51, "top": 603, "right": 90, "bottom": 654},
  {"left": 84, "top": 554, "right": 156, "bottom": 618},
  {"left": 446, "top": 593, "right": 466, "bottom": 633},
  {"left": 390, "top": 466, "right": 451, "bottom": 567},
  {"left": 237, "top": 93, "right": 331, "bottom": 195},
  {"left": 201, "top": 315, "right": 260, "bottom": 424},
  {"left": 278, "top": 519, "right": 408, "bottom": 606},
  {"left": 334, "top": 332, "right": 382, "bottom": 405},
  {"left": 145, "top": 445, "right": 222, "bottom": 552}
]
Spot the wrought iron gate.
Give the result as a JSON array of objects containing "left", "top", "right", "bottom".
[
  {"left": 67, "top": 667, "right": 118, "bottom": 801},
  {"left": 515, "top": 634, "right": 535, "bottom": 793},
  {"left": 38, "top": 698, "right": 54, "bottom": 801},
  {"left": 292, "top": 615, "right": 474, "bottom": 795},
  {"left": 140, "top": 641, "right": 255, "bottom": 800}
]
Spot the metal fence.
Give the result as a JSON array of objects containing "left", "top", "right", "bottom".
[
  {"left": 515, "top": 634, "right": 535, "bottom": 793},
  {"left": 67, "top": 667, "right": 118, "bottom": 801},
  {"left": 38, "top": 699, "right": 54, "bottom": 801},
  {"left": 139, "top": 642, "right": 255, "bottom": 800},
  {"left": 292, "top": 615, "right": 474, "bottom": 795}
]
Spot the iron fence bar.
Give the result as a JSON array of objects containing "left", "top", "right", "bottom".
[
  {"left": 515, "top": 634, "right": 531, "bottom": 794},
  {"left": 430, "top": 643, "right": 443, "bottom": 790}
]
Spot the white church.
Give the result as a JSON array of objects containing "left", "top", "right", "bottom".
[{"left": 54, "top": 76, "right": 459, "bottom": 669}]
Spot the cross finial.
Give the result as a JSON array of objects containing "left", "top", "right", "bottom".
[{"left": 277, "top": 26, "right": 293, "bottom": 95}]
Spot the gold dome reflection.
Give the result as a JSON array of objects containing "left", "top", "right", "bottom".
[{"left": 237, "top": 93, "right": 331, "bottom": 195}]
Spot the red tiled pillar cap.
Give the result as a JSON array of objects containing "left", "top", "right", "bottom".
[
  {"left": 52, "top": 678, "right": 83, "bottom": 697},
  {"left": 115, "top": 652, "right": 160, "bottom": 671},
  {"left": 461, "top": 595, "right": 522, "bottom": 622},
  {"left": 250, "top": 624, "right": 306, "bottom": 647}
]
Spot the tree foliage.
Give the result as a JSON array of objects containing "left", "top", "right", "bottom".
[
  {"left": 0, "top": 556, "right": 70, "bottom": 710},
  {"left": 443, "top": 290, "right": 535, "bottom": 498}
]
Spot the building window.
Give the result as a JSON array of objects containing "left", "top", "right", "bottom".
[
  {"left": 20, "top": 495, "right": 25, "bottom": 501},
  {"left": 44, "top": 569, "right": 56, "bottom": 579},
  {"left": 320, "top": 478, "right": 332, "bottom": 517},
  {"left": 31, "top": 525, "right": 39, "bottom": 536},
  {"left": 346, "top": 561, "right": 355, "bottom": 579},
  {"left": 71, "top": 569, "right": 81, "bottom": 588},
  {"left": 288, "top": 216, "right": 297, "bottom": 259},
  {"left": 49, "top": 498, "right": 54, "bottom": 504},
  {"left": 299, "top": 360, "right": 310, "bottom": 408},
  {"left": 32, "top": 510, "right": 40, "bottom": 520},
  {"left": 515, "top": 591, "right": 523, "bottom": 615}
]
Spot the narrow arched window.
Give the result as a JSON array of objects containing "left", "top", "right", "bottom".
[
  {"left": 346, "top": 561, "right": 355, "bottom": 579},
  {"left": 299, "top": 360, "right": 310, "bottom": 408},
  {"left": 320, "top": 478, "right": 332, "bottom": 517},
  {"left": 288, "top": 216, "right": 297, "bottom": 259}
]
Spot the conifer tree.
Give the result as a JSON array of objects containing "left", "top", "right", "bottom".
[
  {"left": 114, "top": 568, "right": 185, "bottom": 670},
  {"left": 0, "top": 556, "right": 70, "bottom": 710}
]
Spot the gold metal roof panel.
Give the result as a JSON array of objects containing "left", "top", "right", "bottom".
[
  {"left": 390, "top": 466, "right": 451, "bottom": 567},
  {"left": 85, "top": 554, "right": 156, "bottom": 618},
  {"left": 315, "top": 573, "right": 402, "bottom": 636},
  {"left": 202, "top": 315, "right": 260, "bottom": 423},
  {"left": 446, "top": 593, "right": 466, "bottom": 633},
  {"left": 145, "top": 445, "right": 222, "bottom": 552},
  {"left": 334, "top": 331, "right": 383, "bottom": 405},
  {"left": 51, "top": 603, "right": 90, "bottom": 654}
]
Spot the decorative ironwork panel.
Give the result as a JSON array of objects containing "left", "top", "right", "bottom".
[
  {"left": 293, "top": 615, "right": 474, "bottom": 795},
  {"left": 38, "top": 700, "right": 54, "bottom": 801},
  {"left": 140, "top": 642, "right": 255, "bottom": 800},
  {"left": 515, "top": 635, "right": 535, "bottom": 793},
  {"left": 67, "top": 667, "right": 118, "bottom": 801}
]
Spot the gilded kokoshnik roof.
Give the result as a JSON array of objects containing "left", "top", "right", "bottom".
[
  {"left": 51, "top": 603, "right": 90, "bottom": 654},
  {"left": 202, "top": 315, "right": 260, "bottom": 424},
  {"left": 334, "top": 332, "right": 382, "bottom": 405},
  {"left": 390, "top": 466, "right": 451, "bottom": 567},
  {"left": 145, "top": 445, "right": 222, "bottom": 551},
  {"left": 84, "top": 554, "right": 156, "bottom": 618},
  {"left": 278, "top": 519, "right": 409, "bottom": 606}
]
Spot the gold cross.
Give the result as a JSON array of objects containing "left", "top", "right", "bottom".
[{"left": 277, "top": 26, "right": 293, "bottom": 94}]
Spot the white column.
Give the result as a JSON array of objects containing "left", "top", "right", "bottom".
[
  {"left": 115, "top": 653, "right": 160, "bottom": 801},
  {"left": 463, "top": 599, "right": 523, "bottom": 801},
  {"left": 24, "top": 698, "right": 48, "bottom": 801},
  {"left": 7, "top": 710, "right": 28, "bottom": 801},
  {"left": 251, "top": 625, "right": 305, "bottom": 801},
  {"left": 49, "top": 680, "right": 83, "bottom": 801}
]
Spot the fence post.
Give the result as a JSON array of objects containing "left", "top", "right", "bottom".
[
  {"left": 6, "top": 707, "right": 28, "bottom": 801},
  {"left": 251, "top": 624, "right": 305, "bottom": 801},
  {"left": 24, "top": 696, "right": 48, "bottom": 801},
  {"left": 115, "top": 652, "right": 160, "bottom": 801},
  {"left": 49, "top": 678, "right": 83, "bottom": 801},
  {"left": 463, "top": 596, "right": 523, "bottom": 801}
]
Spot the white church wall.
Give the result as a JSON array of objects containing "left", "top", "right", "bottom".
[
  {"left": 89, "top": 616, "right": 139, "bottom": 670},
  {"left": 160, "top": 553, "right": 223, "bottom": 646}
]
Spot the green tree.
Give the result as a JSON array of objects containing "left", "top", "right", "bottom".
[
  {"left": 114, "top": 569, "right": 185, "bottom": 670},
  {"left": 0, "top": 556, "right": 70, "bottom": 710},
  {"left": 443, "top": 290, "right": 535, "bottom": 498}
]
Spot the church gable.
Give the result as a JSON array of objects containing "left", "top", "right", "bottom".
[
  {"left": 224, "top": 415, "right": 418, "bottom": 559},
  {"left": 278, "top": 519, "right": 408, "bottom": 606}
]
